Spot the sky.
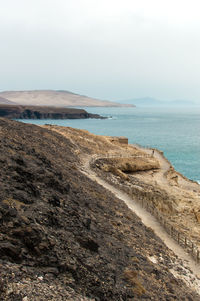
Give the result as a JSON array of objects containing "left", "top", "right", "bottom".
[{"left": 1, "top": 0, "right": 200, "bottom": 102}]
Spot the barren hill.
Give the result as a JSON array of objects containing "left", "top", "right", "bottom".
[
  {"left": 0, "top": 118, "right": 199, "bottom": 300},
  {"left": 0, "top": 90, "right": 134, "bottom": 107}
]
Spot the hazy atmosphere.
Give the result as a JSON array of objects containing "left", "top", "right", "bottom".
[
  {"left": 1, "top": 2, "right": 200, "bottom": 299},
  {"left": 1, "top": 0, "right": 200, "bottom": 102}
]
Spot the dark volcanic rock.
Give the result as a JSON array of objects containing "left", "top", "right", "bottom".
[
  {"left": 0, "top": 105, "right": 105, "bottom": 119},
  {"left": 0, "top": 118, "right": 199, "bottom": 300}
]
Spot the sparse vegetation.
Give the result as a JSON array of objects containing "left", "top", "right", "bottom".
[{"left": 124, "top": 270, "right": 146, "bottom": 296}]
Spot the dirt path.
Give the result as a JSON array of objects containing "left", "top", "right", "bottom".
[
  {"left": 82, "top": 156, "right": 200, "bottom": 295},
  {"left": 133, "top": 145, "right": 170, "bottom": 186},
  {"left": 135, "top": 144, "right": 200, "bottom": 193}
]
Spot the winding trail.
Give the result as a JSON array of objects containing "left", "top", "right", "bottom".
[
  {"left": 82, "top": 155, "right": 200, "bottom": 294},
  {"left": 135, "top": 144, "right": 200, "bottom": 191},
  {"left": 47, "top": 125, "right": 200, "bottom": 293},
  {"left": 133, "top": 145, "right": 170, "bottom": 186},
  {"left": 136, "top": 146, "right": 169, "bottom": 169}
]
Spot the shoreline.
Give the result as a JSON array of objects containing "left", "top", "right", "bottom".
[
  {"left": 0, "top": 104, "right": 106, "bottom": 120},
  {"left": 134, "top": 143, "right": 200, "bottom": 185}
]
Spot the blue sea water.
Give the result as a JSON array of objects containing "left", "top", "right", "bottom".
[{"left": 18, "top": 106, "right": 200, "bottom": 182}]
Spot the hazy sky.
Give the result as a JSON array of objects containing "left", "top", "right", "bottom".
[{"left": 1, "top": 0, "right": 200, "bottom": 101}]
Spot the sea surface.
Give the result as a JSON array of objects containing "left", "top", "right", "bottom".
[{"left": 18, "top": 106, "right": 200, "bottom": 182}]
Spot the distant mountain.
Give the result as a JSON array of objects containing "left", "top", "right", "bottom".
[
  {"left": 118, "top": 97, "right": 197, "bottom": 106},
  {"left": 0, "top": 90, "right": 134, "bottom": 107},
  {"left": 0, "top": 96, "right": 17, "bottom": 105}
]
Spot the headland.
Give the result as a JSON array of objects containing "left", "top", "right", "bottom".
[{"left": 0, "top": 105, "right": 105, "bottom": 119}]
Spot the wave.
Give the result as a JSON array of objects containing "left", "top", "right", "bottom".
[{"left": 109, "top": 116, "right": 118, "bottom": 120}]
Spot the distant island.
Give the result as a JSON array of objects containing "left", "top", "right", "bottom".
[
  {"left": 0, "top": 105, "right": 105, "bottom": 120},
  {"left": 0, "top": 90, "right": 134, "bottom": 107},
  {"left": 117, "top": 97, "right": 198, "bottom": 106}
]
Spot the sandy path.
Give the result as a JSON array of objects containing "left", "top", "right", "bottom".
[
  {"left": 82, "top": 156, "right": 200, "bottom": 294},
  {"left": 133, "top": 145, "right": 170, "bottom": 186},
  {"left": 135, "top": 144, "right": 200, "bottom": 192}
]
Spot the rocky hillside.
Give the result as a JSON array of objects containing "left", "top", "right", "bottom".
[
  {"left": 48, "top": 125, "right": 200, "bottom": 248},
  {"left": 0, "top": 90, "right": 134, "bottom": 107},
  {"left": 0, "top": 105, "right": 104, "bottom": 120},
  {"left": 0, "top": 118, "right": 199, "bottom": 300}
]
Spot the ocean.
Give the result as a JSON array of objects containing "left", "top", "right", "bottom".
[{"left": 18, "top": 106, "right": 200, "bottom": 183}]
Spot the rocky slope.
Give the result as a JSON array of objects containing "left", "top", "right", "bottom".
[
  {"left": 0, "top": 105, "right": 104, "bottom": 120},
  {"left": 46, "top": 126, "right": 200, "bottom": 254},
  {"left": 0, "top": 118, "right": 199, "bottom": 300},
  {"left": 0, "top": 90, "right": 134, "bottom": 107}
]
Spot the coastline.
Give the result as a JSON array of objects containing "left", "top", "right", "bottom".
[
  {"left": 135, "top": 143, "right": 200, "bottom": 185},
  {"left": 0, "top": 104, "right": 106, "bottom": 120},
  {"left": 44, "top": 124, "right": 200, "bottom": 247},
  {"left": 10, "top": 106, "right": 200, "bottom": 183}
]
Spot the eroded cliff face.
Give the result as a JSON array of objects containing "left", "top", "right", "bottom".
[
  {"left": 0, "top": 105, "right": 104, "bottom": 119},
  {"left": 0, "top": 118, "right": 199, "bottom": 300}
]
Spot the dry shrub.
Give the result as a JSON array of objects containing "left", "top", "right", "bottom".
[{"left": 124, "top": 269, "right": 146, "bottom": 297}]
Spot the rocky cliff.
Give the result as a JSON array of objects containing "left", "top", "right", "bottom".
[
  {"left": 0, "top": 105, "right": 104, "bottom": 120},
  {"left": 0, "top": 118, "right": 199, "bottom": 300}
]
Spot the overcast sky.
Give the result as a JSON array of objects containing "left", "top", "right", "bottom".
[{"left": 1, "top": 0, "right": 200, "bottom": 101}]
